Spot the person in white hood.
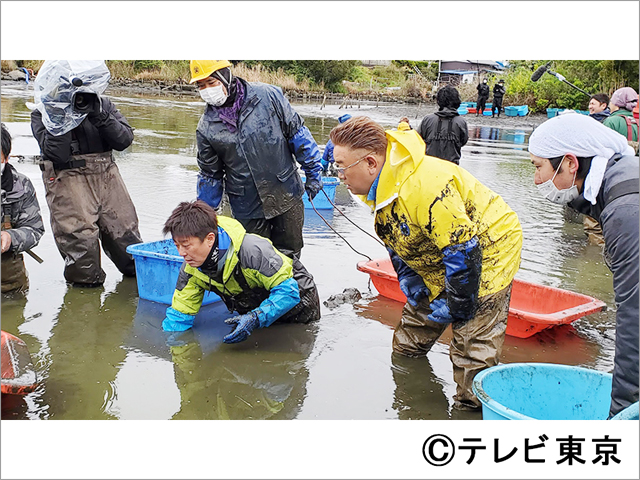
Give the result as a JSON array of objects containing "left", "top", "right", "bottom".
[{"left": 529, "top": 112, "right": 638, "bottom": 418}]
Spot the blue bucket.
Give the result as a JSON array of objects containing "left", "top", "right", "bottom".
[
  {"left": 473, "top": 363, "right": 617, "bottom": 420},
  {"left": 127, "top": 240, "right": 221, "bottom": 306},
  {"left": 301, "top": 176, "right": 340, "bottom": 209}
]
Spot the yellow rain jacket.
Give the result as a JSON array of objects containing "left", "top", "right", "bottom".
[{"left": 361, "top": 123, "right": 522, "bottom": 301}]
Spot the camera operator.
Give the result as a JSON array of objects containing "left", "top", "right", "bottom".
[{"left": 30, "top": 60, "right": 142, "bottom": 287}]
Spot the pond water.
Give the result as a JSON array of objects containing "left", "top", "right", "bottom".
[{"left": 1, "top": 84, "right": 615, "bottom": 420}]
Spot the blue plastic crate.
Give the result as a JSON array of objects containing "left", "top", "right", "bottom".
[
  {"left": 300, "top": 176, "right": 340, "bottom": 209},
  {"left": 457, "top": 106, "right": 469, "bottom": 115},
  {"left": 504, "top": 106, "right": 518, "bottom": 117},
  {"left": 127, "top": 240, "right": 221, "bottom": 305},
  {"left": 547, "top": 108, "right": 564, "bottom": 118}
]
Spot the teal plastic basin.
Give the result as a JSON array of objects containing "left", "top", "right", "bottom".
[{"left": 472, "top": 363, "right": 625, "bottom": 420}]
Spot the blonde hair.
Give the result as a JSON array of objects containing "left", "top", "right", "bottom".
[{"left": 329, "top": 116, "right": 387, "bottom": 155}]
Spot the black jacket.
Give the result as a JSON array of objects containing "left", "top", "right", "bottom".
[
  {"left": 417, "top": 108, "right": 469, "bottom": 164},
  {"left": 476, "top": 83, "right": 490, "bottom": 99},
  {"left": 493, "top": 84, "right": 506, "bottom": 100},
  {"left": 196, "top": 79, "right": 321, "bottom": 220},
  {"left": 31, "top": 97, "right": 134, "bottom": 168}
]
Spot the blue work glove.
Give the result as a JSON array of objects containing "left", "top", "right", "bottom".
[
  {"left": 163, "top": 307, "right": 196, "bottom": 332},
  {"left": 305, "top": 177, "right": 323, "bottom": 201},
  {"left": 196, "top": 172, "right": 223, "bottom": 209},
  {"left": 223, "top": 310, "right": 260, "bottom": 344},
  {"left": 398, "top": 274, "right": 430, "bottom": 307},
  {"left": 427, "top": 298, "right": 455, "bottom": 324}
]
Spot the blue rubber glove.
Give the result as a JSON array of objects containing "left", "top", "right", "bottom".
[
  {"left": 427, "top": 298, "right": 455, "bottom": 324},
  {"left": 163, "top": 307, "right": 196, "bottom": 332},
  {"left": 223, "top": 310, "right": 260, "bottom": 344},
  {"left": 305, "top": 177, "right": 323, "bottom": 200},
  {"left": 196, "top": 172, "right": 223, "bottom": 209},
  {"left": 399, "top": 274, "right": 430, "bottom": 307},
  {"left": 388, "top": 248, "right": 430, "bottom": 307}
]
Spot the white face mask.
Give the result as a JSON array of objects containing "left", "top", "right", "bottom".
[
  {"left": 537, "top": 156, "right": 580, "bottom": 204},
  {"left": 199, "top": 85, "right": 227, "bottom": 107}
]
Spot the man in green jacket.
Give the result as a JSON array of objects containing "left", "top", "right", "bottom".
[{"left": 162, "top": 200, "right": 320, "bottom": 343}]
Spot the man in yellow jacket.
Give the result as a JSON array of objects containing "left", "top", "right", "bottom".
[{"left": 330, "top": 116, "right": 522, "bottom": 410}]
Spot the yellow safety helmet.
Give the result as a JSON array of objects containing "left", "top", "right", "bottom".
[{"left": 189, "top": 60, "right": 232, "bottom": 84}]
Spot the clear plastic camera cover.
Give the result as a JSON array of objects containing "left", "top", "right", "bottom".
[{"left": 28, "top": 60, "right": 111, "bottom": 136}]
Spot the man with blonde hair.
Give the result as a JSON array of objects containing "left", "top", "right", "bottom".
[{"left": 330, "top": 116, "right": 522, "bottom": 410}]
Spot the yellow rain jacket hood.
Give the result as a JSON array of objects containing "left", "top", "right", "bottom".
[{"left": 361, "top": 123, "right": 522, "bottom": 301}]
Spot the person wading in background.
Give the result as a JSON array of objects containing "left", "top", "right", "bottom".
[{"left": 417, "top": 85, "right": 469, "bottom": 165}]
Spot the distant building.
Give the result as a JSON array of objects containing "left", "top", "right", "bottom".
[
  {"left": 438, "top": 60, "right": 507, "bottom": 86},
  {"left": 360, "top": 60, "right": 392, "bottom": 67}
]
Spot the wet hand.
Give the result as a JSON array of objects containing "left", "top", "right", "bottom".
[
  {"left": 1, "top": 231, "right": 11, "bottom": 253},
  {"left": 305, "top": 177, "right": 323, "bottom": 200},
  {"left": 428, "top": 298, "right": 455, "bottom": 324},
  {"left": 223, "top": 311, "right": 260, "bottom": 344},
  {"left": 398, "top": 274, "right": 430, "bottom": 307}
]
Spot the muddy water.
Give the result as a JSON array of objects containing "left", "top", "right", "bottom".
[{"left": 1, "top": 85, "right": 615, "bottom": 420}]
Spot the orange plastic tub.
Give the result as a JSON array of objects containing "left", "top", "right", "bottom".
[
  {"left": 356, "top": 258, "right": 607, "bottom": 338},
  {"left": 1, "top": 330, "right": 38, "bottom": 396}
]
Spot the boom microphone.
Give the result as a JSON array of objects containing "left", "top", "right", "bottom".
[{"left": 531, "top": 62, "right": 550, "bottom": 82}]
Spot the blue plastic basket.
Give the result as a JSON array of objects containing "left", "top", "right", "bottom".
[
  {"left": 504, "top": 106, "right": 518, "bottom": 117},
  {"left": 473, "top": 363, "right": 625, "bottom": 420},
  {"left": 127, "top": 240, "right": 221, "bottom": 306},
  {"left": 301, "top": 176, "right": 340, "bottom": 209},
  {"left": 547, "top": 107, "right": 564, "bottom": 118}
]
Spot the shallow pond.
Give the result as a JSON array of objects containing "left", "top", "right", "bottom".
[{"left": 1, "top": 85, "right": 615, "bottom": 420}]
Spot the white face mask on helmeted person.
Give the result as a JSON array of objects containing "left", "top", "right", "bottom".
[
  {"left": 199, "top": 85, "right": 227, "bottom": 106},
  {"left": 537, "top": 156, "right": 580, "bottom": 204}
]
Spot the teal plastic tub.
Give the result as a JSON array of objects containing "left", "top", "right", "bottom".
[
  {"left": 547, "top": 108, "right": 565, "bottom": 118},
  {"left": 127, "top": 240, "right": 221, "bottom": 306},
  {"left": 504, "top": 106, "right": 519, "bottom": 117},
  {"left": 301, "top": 176, "right": 340, "bottom": 209},
  {"left": 457, "top": 106, "right": 469, "bottom": 115},
  {"left": 472, "top": 363, "right": 633, "bottom": 420}
]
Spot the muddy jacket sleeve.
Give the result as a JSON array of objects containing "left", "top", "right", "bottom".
[
  {"left": 86, "top": 97, "right": 134, "bottom": 151},
  {"left": 239, "top": 234, "right": 300, "bottom": 327},
  {"left": 442, "top": 236, "right": 482, "bottom": 321},
  {"left": 31, "top": 110, "right": 73, "bottom": 165},
  {"left": 6, "top": 176, "right": 44, "bottom": 253},
  {"left": 269, "top": 86, "right": 323, "bottom": 182}
]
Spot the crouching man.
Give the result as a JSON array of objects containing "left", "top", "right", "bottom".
[{"left": 162, "top": 200, "right": 320, "bottom": 343}]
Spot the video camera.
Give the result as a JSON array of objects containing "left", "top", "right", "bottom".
[{"left": 71, "top": 77, "right": 100, "bottom": 115}]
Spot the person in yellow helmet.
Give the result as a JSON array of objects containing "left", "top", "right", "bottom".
[
  {"left": 189, "top": 60, "right": 324, "bottom": 259},
  {"left": 330, "top": 116, "right": 522, "bottom": 411}
]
